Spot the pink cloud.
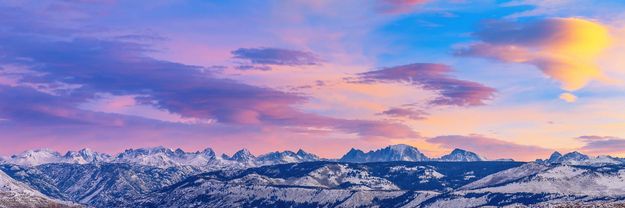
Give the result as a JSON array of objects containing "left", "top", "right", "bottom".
[{"left": 376, "top": 0, "right": 428, "bottom": 14}]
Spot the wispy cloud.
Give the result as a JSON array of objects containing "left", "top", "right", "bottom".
[
  {"left": 232, "top": 47, "right": 322, "bottom": 70},
  {"left": 576, "top": 135, "right": 625, "bottom": 155},
  {"left": 380, "top": 107, "right": 428, "bottom": 120},
  {"left": 352, "top": 63, "right": 496, "bottom": 106}
]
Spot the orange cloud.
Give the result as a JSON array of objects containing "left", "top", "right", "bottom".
[
  {"left": 559, "top": 92, "right": 577, "bottom": 103},
  {"left": 457, "top": 18, "right": 612, "bottom": 101}
]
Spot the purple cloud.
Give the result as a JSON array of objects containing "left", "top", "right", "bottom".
[
  {"left": 232, "top": 47, "right": 322, "bottom": 70},
  {"left": 0, "top": 85, "right": 89, "bottom": 125},
  {"left": 235, "top": 65, "right": 272, "bottom": 71},
  {"left": 0, "top": 5, "right": 418, "bottom": 140},
  {"left": 354, "top": 63, "right": 496, "bottom": 106},
  {"left": 1, "top": 37, "right": 418, "bottom": 138},
  {"left": 0, "top": 85, "right": 180, "bottom": 129},
  {"left": 380, "top": 107, "right": 427, "bottom": 120},
  {"left": 576, "top": 136, "right": 625, "bottom": 155},
  {"left": 0, "top": 34, "right": 304, "bottom": 122},
  {"left": 0, "top": 83, "right": 418, "bottom": 139}
]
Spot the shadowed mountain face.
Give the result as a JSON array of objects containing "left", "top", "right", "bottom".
[
  {"left": 8, "top": 159, "right": 625, "bottom": 208},
  {"left": 136, "top": 161, "right": 526, "bottom": 207},
  {"left": 547, "top": 151, "right": 563, "bottom": 163},
  {"left": 0, "top": 168, "right": 80, "bottom": 208},
  {"left": 0, "top": 160, "right": 524, "bottom": 207},
  {"left": 0, "top": 163, "right": 196, "bottom": 208},
  {"left": 171, "top": 161, "right": 524, "bottom": 190}
]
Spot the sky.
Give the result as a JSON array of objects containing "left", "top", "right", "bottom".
[{"left": 1, "top": 0, "right": 625, "bottom": 161}]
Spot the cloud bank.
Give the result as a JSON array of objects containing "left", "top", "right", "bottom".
[{"left": 0, "top": 4, "right": 418, "bottom": 144}]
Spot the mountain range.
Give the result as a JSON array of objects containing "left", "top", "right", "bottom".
[
  {"left": 2, "top": 144, "right": 625, "bottom": 207},
  {"left": 0, "top": 146, "right": 321, "bottom": 171},
  {"left": 0, "top": 144, "right": 490, "bottom": 169}
]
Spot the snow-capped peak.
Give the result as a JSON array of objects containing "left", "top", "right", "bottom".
[
  {"left": 63, "top": 148, "right": 111, "bottom": 164},
  {"left": 439, "top": 148, "right": 486, "bottom": 162},
  {"left": 14, "top": 148, "right": 60, "bottom": 157},
  {"left": 256, "top": 149, "right": 320, "bottom": 164},
  {"left": 388, "top": 144, "right": 412, "bottom": 151},
  {"left": 561, "top": 151, "right": 589, "bottom": 161},
  {"left": 540, "top": 151, "right": 625, "bottom": 166},
  {"left": 119, "top": 146, "right": 175, "bottom": 157},
  {"left": 545, "top": 151, "right": 589, "bottom": 165},
  {"left": 114, "top": 147, "right": 178, "bottom": 168},
  {"left": 257, "top": 151, "right": 296, "bottom": 163},
  {"left": 112, "top": 146, "right": 228, "bottom": 168},
  {"left": 4, "top": 148, "right": 114, "bottom": 166},
  {"left": 229, "top": 149, "right": 256, "bottom": 162},
  {"left": 586, "top": 155, "right": 622, "bottom": 165},
  {"left": 9, "top": 149, "right": 63, "bottom": 166}
]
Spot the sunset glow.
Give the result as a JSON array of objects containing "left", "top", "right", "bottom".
[{"left": 1, "top": 0, "right": 625, "bottom": 161}]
